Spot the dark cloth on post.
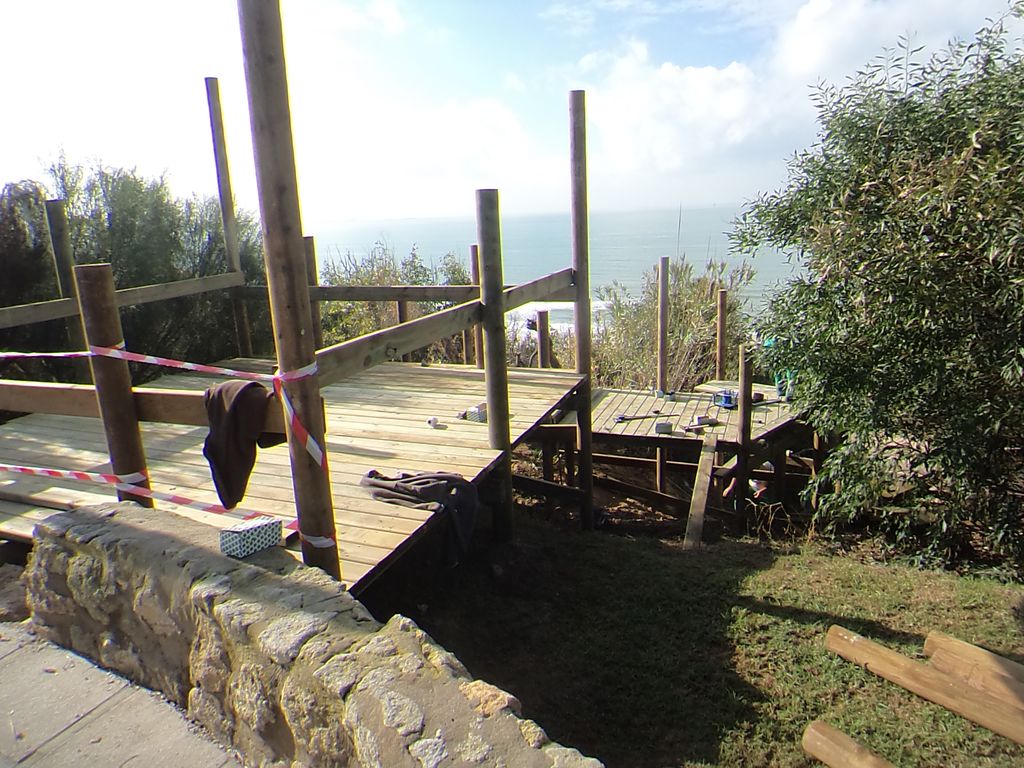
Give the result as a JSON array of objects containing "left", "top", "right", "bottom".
[
  {"left": 360, "top": 470, "right": 477, "bottom": 561},
  {"left": 203, "top": 380, "right": 286, "bottom": 509}
]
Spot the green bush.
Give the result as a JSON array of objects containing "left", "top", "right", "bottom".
[
  {"left": 592, "top": 258, "right": 753, "bottom": 391},
  {"left": 733, "top": 6, "right": 1024, "bottom": 573}
]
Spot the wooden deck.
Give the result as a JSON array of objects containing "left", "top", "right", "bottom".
[
  {"left": 587, "top": 379, "right": 793, "bottom": 446},
  {"left": 0, "top": 361, "right": 582, "bottom": 590}
]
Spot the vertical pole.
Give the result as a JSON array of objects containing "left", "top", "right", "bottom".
[
  {"left": 537, "top": 310, "right": 551, "bottom": 368},
  {"left": 44, "top": 199, "right": 91, "bottom": 383},
  {"left": 476, "top": 189, "right": 514, "bottom": 542},
  {"left": 735, "top": 345, "right": 753, "bottom": 516},
  {"left": 74, "top": 264, "right": 152, "bottom": 507},
  {"left": 205, "top": 76, "right": 254, "bottom": 359},
  {"left": 470, "top": 244, "right": 484, "bottom": 370},
  {"left": 303, "top": 236, "right": 324, "bottom": 350},
  {"left": 462, "top": 328, "right": 473, "bottom": 365},
  {"left": 772, "top": 441, "right": 787, "bottom": 506},
  {"left": 716, "top": 288, "right": 728, "bottom": 381},
  {"left": 655, "top": 255, "right": 670, "bottom": 493},
  {"left": 237, "top": 0, "right": 340, "bottom": 579},
  {"left": 657, "top": 255, "right": 670, "bottom": 392},
  {"left": 396, "top": 301, "right": 411, "bottom": 361},
  {"left": 570, "top": 90, "right": 594, "bottom": 529}
]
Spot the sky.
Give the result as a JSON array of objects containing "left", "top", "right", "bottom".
[{"left": 1, "top": 1, "right": 1020, "bottom": 232}]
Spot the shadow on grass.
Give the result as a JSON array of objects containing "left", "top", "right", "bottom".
[{"left": 359, "top": 517, "right": 777, "bottom": 768}]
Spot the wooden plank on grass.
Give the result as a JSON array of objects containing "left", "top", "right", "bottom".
[
  {"left": 684, "top": 435, "right": 717, "bottom": 550},
  {"left": 924, "top": 631, "right": 1024, "bottom": 686},
  {"left": 827, "top": 625, "right": 1024, "bottom": 745},
  {"left": 801, "top": 720, "right": 894, "bottom": 768}
]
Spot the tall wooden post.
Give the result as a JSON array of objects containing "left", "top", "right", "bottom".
[
  {"left": 657, "top": 255, "right": 670, "bottom": 392},
  {"left": 303, "top": 236, "right": 324, "bottom": 350},
  {"left": 237, "top": 0, "right": 340, "bottom": 579},
  {"left": 205, "top": 76, "right": 254, "bottom": 359},
  {"left": 715, "top": 288, "right": 727, "bottom": 381},
  {"left": 74, "top": 264, "right": 153, "bottom": 507},
  {"left": 735, "top": 345, "right": 753, "bottom": 516},
  {"left": 570, "top": 90, "right": 595, "bottom": 529},
  {"left": 396, "top": 301, "right": 411, "bottom": 361},
  {"left": 470, "top": 244, "right": 484, "bottom": 370},
  {"left": 44, "top": 199, "right": 90, "bottom": 383},
  {"left": 537, "top": 310, "right": 551, "bottom": 368},
  {"left": 476, "top": 189, "right": 514, "bottom": 542}
]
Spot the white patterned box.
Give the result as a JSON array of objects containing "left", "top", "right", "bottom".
[{"left": 219, "top": 516, "right": 282, "bottom": 558}]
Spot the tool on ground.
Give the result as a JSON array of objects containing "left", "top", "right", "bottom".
[{"left": 614, "top": 410, "right": 661, "bottom": 423}]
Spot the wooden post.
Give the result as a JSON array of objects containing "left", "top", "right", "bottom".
[
  {"left": 462, "top": 328, "right": 473, "bottom": 365},
  {"left": 537, "top": 310, "right": 551, "bottom": 368},
  {"left": 735, "top": 344, "right": 753, "bottom": 515},
  {"left": 772, "top": 441, "right": 787, "bottom": 505},
  {"left": 657, "top": 255, "right": 670, "bottom": 392},
  {"left": 802, "top": 720, "right": 894, "bottom": 768},
  {"left": 716, "top": 288, "right": 727, "bottom": 381},
  {"left": 476, "top": 189, "right": 514, "bottom": 542},
  {"left": 44, "top": 199, "right": 90, "bottom": 383},
  {"left": 470, "top": 244, "right": 484, "bottom": 370},
  {"left": 684, "top": 435, "right": 718, "bottom": 549},
  {"left": 237, "top": 0, "right": 340, "bottom": 579},
  {"left": 74, "top": 264, "right": 153, "bottom": 507},
  {"left": 396, "top": 301, "right": 411, "bottom": 362},
  {"left": 205, "top": 76, "right": 254, "bottom": 359},
  {"left": 570, "top": 89, "right": 595, "bottom": 529},
  {"left": 303, "top": 236, "right": 324, "bottom": 350}
]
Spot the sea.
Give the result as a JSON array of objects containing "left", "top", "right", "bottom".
[{"left": 317, "top": 206, "right": 802, "bottom": 325}]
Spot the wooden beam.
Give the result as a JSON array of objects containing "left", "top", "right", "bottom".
[
  {"left": 570, "top": 89, "right": 594, "bottom": 530},
  {"left": 802, "top": 720, "right": 894, "bottom": 768},
  {"left": 827, "top": 625, "right": 1024, "bottom": 745},
  {"left": 470, "top": 244, "right": 484, "bottom": 370},
  {"left": 594, "top": 475, "right": 684, "bottom": 518},
  {"left": 715, "top": 288, "right": 727, "bottom": 380},
  {"left": 657, "top": 255, "right": 669, "bottom": 392},
  {"left": 205, "top": 76, "right": 253, "bottom": 358},
  {"left": 502, "top": 268, "right": 574, "bottom": 311},
  {"left": 303, "top": 236, "right": 324, "bottom": 350},
  {"left": 44, "top": 199, "right": 90, "bottom": 382},
  {"left": 396, "top": 300, "right": 411, "bottom": 362},
  {"left": 316, "top": 300, "right": 483, "bottom": 386},
  {"left": 512, "top": 474, "right": 585, "bottom": 502},
  {"left": 238, "top": 0, "right": 340, "bottom": 579},
  {"left": 734, "top": 345, "right": 753, "bottom": 514},
  {"left": 74, "top": 263, "right": 153, "bottom": 507},
  {"left": 537, "top": 310, "right": 552, "bottom": 369},
  {"left": 684, "top": 435, "right": 718, "bottom": 549},
  {"left": 925, "top": 631, "right": 1024, "bottom": 687},
  {"left": 310, "top": 285, "right": 479, "bottom": 302},
  {"left": 0, "top": 273, "right": 246, "bottom": 330},
  {"left": 477, "top": 188, "right": 514, "bottom": 542},
  {"left": 928, "top": 647, "right": 1024, "bottom": 711}
]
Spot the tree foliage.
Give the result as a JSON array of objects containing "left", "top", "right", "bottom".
[
  {"left": 593, "top": 258, "right": 753, "bottom": 391},
  {"left": 733, "top": 6, "right": 1024, "bottom": 572},
  {"left": 1, "top": 159, "right": 268, "bottom": 382}
]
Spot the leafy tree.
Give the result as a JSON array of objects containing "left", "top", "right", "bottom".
[
  {"left": 733, "top": 6, "right": 1024, "bottom": 571},
  {"left": 592, "top": 258, "right": 753, "bottom": 391}
]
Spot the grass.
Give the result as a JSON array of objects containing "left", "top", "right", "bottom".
[{"left": 362, "top": 512, "right": 1024, "bottom": 767}]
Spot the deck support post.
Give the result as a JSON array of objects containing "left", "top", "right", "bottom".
[
  {"left": 44, "top": 199, "right": 91, "bottom": 383},
  {"left": 205, "top": 76, "right": 254, "bottom": 359},
  {"left": 656, "top": 255, "right": 670, "bottom": 492},
  {"left": 735, "top": 344, "right": 753, "bottom": 516},
  {"left": 303, "top": 236, "right": 324, "bottom": 350},
  {"left": 537, "top": 310, "right": 551, "bottom": 368},
  {"left": 715, "top": 288, "right": 727, "bottom": 380},
  {"left": 237, "top": 0, "right": 340, "bottom": 579},
  {"left": 570, "top": 89, "right": 595, "bottom": 529},
  {"left": 470, "top": 244, "right": 484, "bottom": 370},
  {"left": 476, "top": 189, "right": 514, "bottom": 541},
  {"left": 74, "top": 263, "right": 153, "bottom": 507},
  {"left": 396, "top": 301, "right": 411, "bottom": 361}
]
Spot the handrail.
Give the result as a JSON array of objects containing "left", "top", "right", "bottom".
[{"left": 0, "top": 271, "right": 245, "bottom": 330}]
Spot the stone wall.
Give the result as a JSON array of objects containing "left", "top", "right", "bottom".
[{"left": 25, "top": 503, "right": 602, "bottom": 768}]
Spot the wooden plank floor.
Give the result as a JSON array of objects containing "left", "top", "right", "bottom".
[
  {"left": 586, "top": 380, "right": 793, "bottom": 446},
  {"left": 0, "top": 361, "right": 582, "bottom": 590}
]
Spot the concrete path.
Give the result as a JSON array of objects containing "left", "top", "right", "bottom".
[{"left": 0, "top": 622, "right": 240, "bottom": 767}]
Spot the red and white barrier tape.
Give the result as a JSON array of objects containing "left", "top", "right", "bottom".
[
  {"left": 1, "top": 346, "right": 326, "bottom": 470},
  {"left": 0, "top": 461, "right": 338, "bottom": 550}
]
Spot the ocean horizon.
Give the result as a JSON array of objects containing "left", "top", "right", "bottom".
[{"left": 316, "top": 206, "right": 802, "bottom": 323}]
